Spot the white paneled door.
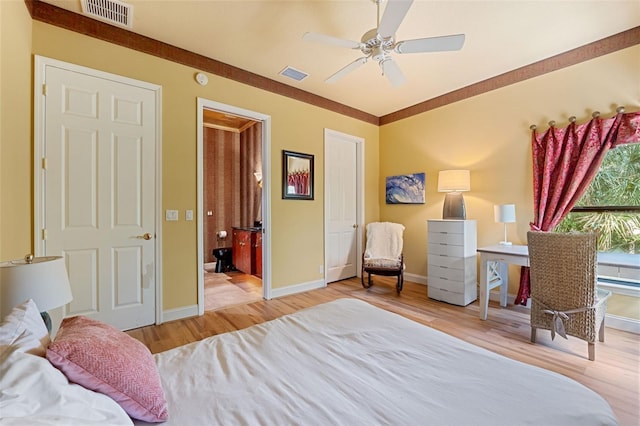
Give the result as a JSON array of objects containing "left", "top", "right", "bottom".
[
  {"left": 37, "top": 59, "right": 159, "bottom": 330},
  {"left": 325, "top": 129, "right": 362, "bottom": 283}
]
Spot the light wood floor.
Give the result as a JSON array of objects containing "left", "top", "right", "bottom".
[
  {"left": 203, "top": 266, "right": 262, "bottom": 311},
  {"left": 127, "top": 276, "right": 640, "bottom": 425}
]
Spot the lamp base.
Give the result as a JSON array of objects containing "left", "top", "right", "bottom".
[
  {"left": 499, "top": 241, "right": 513, "bottom": 246},
  {"left": 442, "top": 192, "right": 466, "bottom": 220},
  {"left": 41, "top": 311, "right": 52, "bottom": 333}
]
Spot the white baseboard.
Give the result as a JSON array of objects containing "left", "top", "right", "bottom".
[
  {"left": 162, "top": 304, "right": 198, "bottom": 323},
  {"left": 603, "top": 314, "right": 640, "bottom": 334},
  {"left": 405, "top": 273, "right": 427, "bottom": 285},
  {"left": 270, "top": 279, "right": 326, "bottom": 299}
]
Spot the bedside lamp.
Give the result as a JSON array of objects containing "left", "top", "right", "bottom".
[
  {"left": 438, "top": 170, "right": 470, "bottom": 220},
  {"left": 494, "top": 204, "right": 516, "bottom": 245},
  {"left": 0, "top": 255, "right": 73, "bottom": 332}
]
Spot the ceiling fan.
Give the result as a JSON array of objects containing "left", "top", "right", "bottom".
[{"left": 303, "top": 0, "right": 465, "bottom": 87}]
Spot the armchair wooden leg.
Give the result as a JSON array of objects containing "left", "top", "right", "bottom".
[
  {"left": 599, "top": 318, "right": 605, "bottom": 343},
  {"left": 588, "top": 342, "right": 595, "bottom": 361},
  {"left": 530, "top": 327, "right": 537, "bottom": 343}
]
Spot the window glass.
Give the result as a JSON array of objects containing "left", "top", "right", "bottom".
[{"left": 556, "top": 143, "right": 640, "bottom": 254}]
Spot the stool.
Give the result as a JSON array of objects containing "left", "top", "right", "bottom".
[{"left": 213, "top": 248, "right": 232, "bottom": 273}]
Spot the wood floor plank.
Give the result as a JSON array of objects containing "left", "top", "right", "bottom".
[{"left": 127, "top": 277, "right": 640, "bottom": 426}]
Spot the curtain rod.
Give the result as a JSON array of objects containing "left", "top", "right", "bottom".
[{"left": 529, "top": 106, "right": 626, "bottom": 130}]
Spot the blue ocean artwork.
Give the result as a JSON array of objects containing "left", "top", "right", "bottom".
[{"left": 386, "top": 173, "right": 425, "bottom": 204}]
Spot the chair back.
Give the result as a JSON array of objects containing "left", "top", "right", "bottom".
[
  {"left": 364, "top": 222, "right": 405, "bottom": 260},
  {"left": 528, "top": 231, "right": 597, "bottom": 310},
  {"left": 528, "top": 231, "right": 611, "bottom": 356}
]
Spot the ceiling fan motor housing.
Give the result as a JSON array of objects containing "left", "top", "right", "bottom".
[{"left": 361, "top": 28, "right": 395, "bottom": 60}]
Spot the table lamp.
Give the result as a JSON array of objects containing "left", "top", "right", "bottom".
[
  {"left": 438, "top": 170, "right": 470, "bottom": 220},
  {"left": 0, "top": 254, "right": 73, "bottom": 332},
  {"left": 494, "top": 204, "right": 516, "bottom": 245}
]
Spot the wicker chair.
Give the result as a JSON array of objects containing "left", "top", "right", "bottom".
[
  {"left": 527, "top": 231, "right": 611, "bottom": 361},
  {"left": 362, "top": 222, "right": 405, "bottom": 294}
]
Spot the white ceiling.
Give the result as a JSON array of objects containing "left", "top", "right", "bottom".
[{"left": 42, "top": 0, "right": 640, "bottom": 117}]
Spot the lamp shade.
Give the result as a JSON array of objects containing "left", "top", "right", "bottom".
[
  {"left": 438, "top": 170, "right": 470, "bottom": 192},
  {"left": 0, "top": 255, "right": 73, "bottom": 318},
  {"left": 494, "top": 204, "right": 516, "bottom": 223}
]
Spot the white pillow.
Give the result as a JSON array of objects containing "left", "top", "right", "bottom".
[
  {"left": 0, "top": 299, "right": 50, "bottom": 356},
  {"left": 0, "top": 345, "right": 133, "bottom": 425}
]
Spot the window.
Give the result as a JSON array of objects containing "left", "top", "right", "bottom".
[
  {"left": 557, "top": 143, "right": 640, "bottom": 330},
  {"left": 556, "top": 143, "right": 640, "bottom": 254}
]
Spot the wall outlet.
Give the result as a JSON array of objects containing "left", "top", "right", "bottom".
[
  {"left": 319, "top": 265, "right": 324, "bottom": 274},
  {"left": 185, "top": 210, "right": 193, "bottom": 221},
  {"left": 165, "top": 209, "right": 178, "bottom": 221}
]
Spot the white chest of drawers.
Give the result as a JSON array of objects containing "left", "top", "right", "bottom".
[{"left": 427, "top": 220, "right": 477, "bottom": 306}]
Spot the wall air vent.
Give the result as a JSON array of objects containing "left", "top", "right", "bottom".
[
  {"left": 81, "top": 0, "right": 133, "bottom": 29},
  {"left": 279, "top": 66, "right": 309, "bottom": 82}
]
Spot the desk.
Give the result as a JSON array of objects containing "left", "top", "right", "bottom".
[
  {"left": 476, "top": 245, "right": 639, "bottom": 320},
  {"left": 477, "top": 245, "right": 529, "bottom": 320}
]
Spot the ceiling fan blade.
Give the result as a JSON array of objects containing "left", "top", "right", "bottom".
[
  {"left": 395, "top": 33, "right": 465, "bottom": 54},
  {"left": 380, "top": 58, "right": 406, "bottom": 87},
  {"left": 326, "top": 57, "right": 368, "bottom": 84},
  {"left": 377, "top": 0, "right": 414, "bottom": 39},
  {"left": 303, "top": 32, "right": 361, "bottom": 49}
]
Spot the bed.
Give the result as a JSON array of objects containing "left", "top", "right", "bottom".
[{"left": 1, "top": 298, "right": 618, "bottom": 425}]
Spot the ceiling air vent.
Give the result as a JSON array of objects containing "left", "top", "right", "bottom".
[
  {"left": 81, "top": 0, "right": 133, "bottom": 29},
  {"left": 279, "top": 66, "right": 308, "bottom": 82}
]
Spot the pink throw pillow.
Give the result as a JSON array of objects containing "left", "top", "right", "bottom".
[{"left": 46, "top": 316, "right": 168, "bottom": 422}]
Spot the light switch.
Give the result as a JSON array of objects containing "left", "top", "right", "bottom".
[
  {"left": 165, "top": 209, "right": 178, "bottom": 221},
  {"left": 186, "top": 210, "right": 194, "bottom": 221}
]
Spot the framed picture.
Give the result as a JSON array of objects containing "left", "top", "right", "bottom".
[
  {"left": 282, "top": 150, "right": 314, "bottom": 200},
  {"left": 386, "top": 172, "right": 425, "bottom": 204}
]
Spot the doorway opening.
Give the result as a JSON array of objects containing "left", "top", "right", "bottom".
[{"left": 196, "top": 99, "right": 272, "bottom": 315}]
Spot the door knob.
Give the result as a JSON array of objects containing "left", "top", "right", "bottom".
[
  {"left": 353, "top": 224, "right": 358, "bottom": 228},
  {"left": 137, "top": 233, "right": 153, "bottom": 240}
]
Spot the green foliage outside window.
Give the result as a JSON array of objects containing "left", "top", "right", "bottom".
[{"left": 555, "top": 143, "right": 640, "bottom": 254}]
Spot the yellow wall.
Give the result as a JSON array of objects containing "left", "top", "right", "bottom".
[
  {"left": 2, "top": 2, "right": 637, "bottom": 316},
  {"left": 4, "top": 16, "right": 379, "bottom": 311},
  {"left": 379, "top": 45, "right": 640, "bottom": 296},
  {"left": 0, "top": 0, "right": 33, "bottom": 262}
]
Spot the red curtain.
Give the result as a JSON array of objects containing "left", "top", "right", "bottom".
[{"left": 515, "top": 111, "right": 640, "bottom": 305}]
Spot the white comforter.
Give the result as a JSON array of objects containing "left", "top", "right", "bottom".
[{"left": 139, "top": 298, "right": 617, "bottom": 426}]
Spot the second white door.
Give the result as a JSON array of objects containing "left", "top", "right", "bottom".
[{"left": 325, "top": 129, "right": 361, "bottom": 283}]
